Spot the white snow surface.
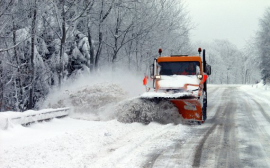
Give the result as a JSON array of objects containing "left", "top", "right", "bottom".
[
  {"left": 140, "top": 91, "right": 192, "bottom": 99},
  {"left": 2, "top": 76, "right": 270, "bottom": 168},
  {"left": 141, "top": 75, "right": 199, "bottom": 99},
  {"left": 0, "top": 72, "right": 188, "bottom": 168},
  {"left": 158, "top": 75, "right": 200, "bottom": 89},
  {"left": 0, "top": 118, "right": 188, "bottom": 168}
]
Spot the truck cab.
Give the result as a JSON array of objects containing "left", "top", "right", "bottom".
[{"left": 146, "top": 49, "right": 211, "bottom": 123}]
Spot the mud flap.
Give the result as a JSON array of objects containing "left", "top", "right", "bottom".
[{"left": 170, "top": 99, "right": 202, "bottom": 121}]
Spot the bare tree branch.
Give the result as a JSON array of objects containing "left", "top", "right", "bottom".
[{"left": 0, "top": 36, "right": 30, "bottom": 53}]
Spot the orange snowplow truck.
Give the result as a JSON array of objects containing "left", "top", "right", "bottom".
[{"left": 143, "top": 48, "right": 211, "bottom": 124}]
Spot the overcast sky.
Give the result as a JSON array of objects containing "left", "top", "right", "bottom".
[{"left": 184, "top": 0, "right": 270, "bottom": 49}]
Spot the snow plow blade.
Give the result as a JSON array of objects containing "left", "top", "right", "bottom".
[
  {"left": 170, "top": 99, "right": 203, "bottom": 123},
  {"left": 140, "top": 91, "right": 203, "bottom": 123},
  {"left": 140, "top": 96, "right": 203, "bottom": 123}
]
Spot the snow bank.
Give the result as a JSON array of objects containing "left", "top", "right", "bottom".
[
  {"left": 116, "top": 98, "right": 183, "bottom": 124},
  {"left": 240, "top": 81, "right": 270, "bottom": 98},
  {"left": 251, "top": 80, "right": 270, "bottom": 90}
]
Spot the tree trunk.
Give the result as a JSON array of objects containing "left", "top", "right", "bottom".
[
  {"left": 0, "top": 56, "right": 3, "bottom": 111},
  {"left": 94, "top": 0, "right": 114, "bottom": 70},
  {"left": 28, "top": 0, "right": 37, "bottom": 109},
  {"left": 95, "top": 32, "right": 102, "bottom": 69},
  {"left": 13, "top": 17, "right": 23, "bottom": 111},
  {"left": 59, "top": 0, "right": 66, "bottom": 86},
  {"left": 87, "top": 26, "right": 95, "bottom": 72},
  {"left": 111, "top": 15, "right": 120, "bottom": 66}
]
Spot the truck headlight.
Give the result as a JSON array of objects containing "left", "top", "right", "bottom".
[{"left": 155, "top": 75, "right": 161, "bottom": 79}]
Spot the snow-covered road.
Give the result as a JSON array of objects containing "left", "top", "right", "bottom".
[{"left": 1, "top": 85, "right": 270, "bottom": 168}]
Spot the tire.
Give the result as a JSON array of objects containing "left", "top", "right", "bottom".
[
  {"left": 202, "top": 91, "right": 207, "bottom": 121},
  {"left": 202, "top": 102, "right": 207, "bottom": 121}
]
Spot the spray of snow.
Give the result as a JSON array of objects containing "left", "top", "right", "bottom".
[
  {"left": 42, "top": 82, "right": 127, "bottom": 121},
  {"left": 116, "top": 98, "right": 183, "bottom": 124},
  {"left": 40, "top": 69, "right": 144, "bottom": 121},
  {"left": 40, "top": 69, "right": 183, "bottom": 124}
]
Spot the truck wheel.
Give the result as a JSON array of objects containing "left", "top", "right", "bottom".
[{"left": 202, "top": 98, "right": 207, "bottom": 121}]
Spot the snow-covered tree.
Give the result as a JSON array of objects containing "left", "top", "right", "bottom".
[
  {"left": 242, "top": 39, "right": 261, "bottom": 84},
  {"left": 203, "top": 40, "right": 244, "bottom": 84},
  {"left": 0, "top": 0, "right": 192, "bottom": 111},
  {"left": 256, "top": 7, "right": 270, "bottom": 84}
]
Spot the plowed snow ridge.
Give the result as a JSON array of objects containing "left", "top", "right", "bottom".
[{"left": 43, "top": 83, "right": 182, "bottom": 124}]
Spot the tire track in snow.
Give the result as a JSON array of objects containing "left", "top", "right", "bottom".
[
  {"left": 206, "top": 86, "right": 230, "bottom": 120},
  {"left": 192, "top": 124, "right": 218, "bottom": 167},
  {"left": 193, "top": 87, "right": 241, "bottom": 168},
  {"left": 216, "top": 91, "right": 240, "bottom": 168},
  {"left": 193, "top": 100, "right": 226, "bottom": 167},
  {"left": 92, "top": 123, "right": 184, "bottom": 168},
  {"left": 238, "top": 92, "right": 270, "bottom": 168}
]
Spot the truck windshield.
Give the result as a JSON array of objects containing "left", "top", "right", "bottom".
[{"left": 159, "top": 61, "right": 200, "bottom": 75}]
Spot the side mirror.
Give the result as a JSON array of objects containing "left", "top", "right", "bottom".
[{"left": 206, "top": 64, "right": 211, "bottom": 75}]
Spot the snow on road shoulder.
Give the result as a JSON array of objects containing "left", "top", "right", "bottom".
[
  {"left": 0, "top": 117, "right": 188, "bottom": 168},
  {"left": 240, "top": 83, "right": 270, "bottom": 103}
]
